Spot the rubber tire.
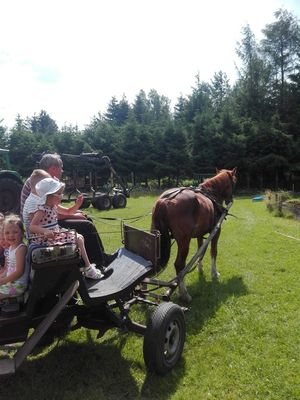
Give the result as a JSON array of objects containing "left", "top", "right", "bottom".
[
  {"left": 112, "top": 193, "right": 127, "bottom": 208},
  {"left": 92, "top": 194, "right": 112, "bottom": 210},
  {"left": 80, "top": 194, "right": 91, "bottom": 209},
  {"left": 143, "top": 302, "right": 186, "bottom": 375},
  {"left": 91, "top": 192, "right": 102, "bottom": 207},
  {"left": 0, "top": 177, "right": 22, "bottom": 214}
]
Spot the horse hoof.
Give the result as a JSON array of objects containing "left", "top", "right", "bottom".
[{"left": 212, "top": 272, "right": 220, "bottom": 280}]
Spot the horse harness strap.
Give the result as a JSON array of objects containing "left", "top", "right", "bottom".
[
  {"left": 161, "top": 186, "right": 227, "bottom": 216},
  {"left": 160, "top": 187, "right": 188, "bottom": 200},
  {"left": 195, "top": 187, "right": 227, "bottom": 215}
]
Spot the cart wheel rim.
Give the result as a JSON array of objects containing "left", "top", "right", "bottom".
[
  {"left": 164, "top": 320, "right": 180, "bottom": 360},
  {"left": 103, "top": 198, "right": 111, "bottom": 207}
]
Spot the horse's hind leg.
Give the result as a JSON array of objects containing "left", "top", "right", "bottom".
[
  {"left": 197, "top": 237, "right": 204, "bottom": 274},
  {"left": 210, "top": 229, "right": 221, "bottom": 279},
  {"left": 175, "top": 238, "right": 192, "bottom": 304}
]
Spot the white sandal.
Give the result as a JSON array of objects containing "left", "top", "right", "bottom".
[{"left": 84, "top": 264, "right": 103, "bottom": 280}]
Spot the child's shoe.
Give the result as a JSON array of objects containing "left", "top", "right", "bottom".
[{"left": 84, "top": 264, "right": 103, "bottom": 280}]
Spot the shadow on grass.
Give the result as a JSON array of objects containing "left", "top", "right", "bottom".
[
  {"left": 0, "top": 277, "right": 245, "bottom": 400},
  {"left": 1, "top": 334, "right": 136, "bottom": 400},
  {"left": 140, "top": 357, "right": 186, "bottom": 400},
  {"left": 0, "top": 328, "right": 184, "bottom": 400},
  {"left": 177, "top": 274, "right": 249, "bottom": 335}
]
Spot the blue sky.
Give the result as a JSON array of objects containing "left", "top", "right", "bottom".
[{"left": 0, "top": 0, "right": 299, "bottom": 129}]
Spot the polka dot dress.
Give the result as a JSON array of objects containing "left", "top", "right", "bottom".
[{"left": 31, "top": 205, "right": 77, "bottom": 245}]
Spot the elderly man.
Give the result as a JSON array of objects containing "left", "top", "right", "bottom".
[{"left": 20, "top": 153, "right": 116, "bottom": 267}]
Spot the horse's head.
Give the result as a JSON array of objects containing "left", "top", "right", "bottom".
[
  {"left": 217, "top": 167, "right": 237, "bottom": 205},
  {"left": 201, "top": 167, "right": 237, "bottom": 205}
]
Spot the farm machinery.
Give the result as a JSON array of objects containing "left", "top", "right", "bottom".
[
  {"left": 0, "top": 150, "right": 130, "bottom": 214},
  {"left": 0, "top": 149, "right": 23, "bottom": 214},
  {"left": 61, "top": 153, "right": 131, "bottom": 210}
]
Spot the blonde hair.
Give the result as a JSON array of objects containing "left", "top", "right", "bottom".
[
  {"left": 3, "top": 214, "right": 25, "bottom": 235},
  {"left": 30, "top": 169, "right": 51, "bottom": 190}
]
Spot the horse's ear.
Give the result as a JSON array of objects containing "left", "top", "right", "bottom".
[
  {"left": 216, "top": 168, "right": 220, "bottom": 174},
  {"left": 232, "top": 167, "right": 237, "bottom": 175}
]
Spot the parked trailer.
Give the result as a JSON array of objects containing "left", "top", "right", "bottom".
[
  {"left": 61, "top": 153, "right": 131, "bottom": 210},
  {"left": 0, "top": 203, "right": 232, "bottom": 376}
]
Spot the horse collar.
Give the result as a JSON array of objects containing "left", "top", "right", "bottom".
[{"left": 196, "top": 186, "right": 226, "bottom": 213}]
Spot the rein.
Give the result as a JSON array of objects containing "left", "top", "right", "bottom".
[
  {"left": 89, "top": 212, "right": 152, "bottom": 234},
  {"left": 91, "top": 212, "right": 151, "bottom": 222}
]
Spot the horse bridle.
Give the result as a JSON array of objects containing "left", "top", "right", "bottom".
[{"left": 223, "top": 171, "right": 236, "bottom": 199}]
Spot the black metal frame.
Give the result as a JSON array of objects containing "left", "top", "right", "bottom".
[{"left": 0, "top": 202, "right": 232, "bottom": 376}]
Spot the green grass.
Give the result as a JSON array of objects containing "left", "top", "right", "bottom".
[{"left": 1, "top": 196, "right": 300, "bottom": 399}]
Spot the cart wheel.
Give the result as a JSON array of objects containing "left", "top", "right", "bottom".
[
  {"left": 112, "top": 193, "right": 127, "bottom": 208},
  {"left": 0, "top": 177, "right": 22, "bottom": 214},
  {"left": 92, "top": 194, "right": 111, "bottom": 210},
  {"left": 143, "top": 302, "right": 186, "bottom": 375},
  {"left": 80, "top": 194, "right": 91, "bottom": 209}
]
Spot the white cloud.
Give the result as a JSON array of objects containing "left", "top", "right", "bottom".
[{"left": 0, "top": 0, "right": 299, "bottom": 128}]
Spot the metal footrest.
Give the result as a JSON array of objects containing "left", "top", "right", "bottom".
[{"left": 84, "top": 248, "right": 153, "bottom": 303}]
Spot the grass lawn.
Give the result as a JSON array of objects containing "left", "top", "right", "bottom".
[{"left": 1, "top": 195, "right": 300, "bottom": 399}]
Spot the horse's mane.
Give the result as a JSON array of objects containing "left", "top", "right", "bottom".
[{"left": 200, "top": 170, "right": 232, "bottom": 194}]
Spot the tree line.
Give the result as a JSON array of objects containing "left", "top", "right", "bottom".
[{"left": 1, "top": 8, "right": 300, "bottom": 190}]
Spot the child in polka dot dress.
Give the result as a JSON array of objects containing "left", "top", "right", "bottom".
[{"left": 29, "top": 178, "right": 103, "bottom": 280}]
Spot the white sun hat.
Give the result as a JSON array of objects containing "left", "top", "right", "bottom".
[{"left": 36, "top": 178, "right": 65, "bottom": 205}]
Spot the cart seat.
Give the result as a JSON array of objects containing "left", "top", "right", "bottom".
[
  {"left": 0, "top": 294, "right": 26, "bottom": 315},
  {"left": 25, "top": 243, "right": 82, "bottom": 318},
  {"left": 29, "top": 243, "right": 79, "bottom": 269},
  {"left": 0, "top": 247, "right": 34, "bottom": 315},
  {"left": 79, "top": 248, "right": 153, "bottom": 305}
]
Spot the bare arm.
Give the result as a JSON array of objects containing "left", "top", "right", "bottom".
[
  {"left": 29, "top": 210, "right": 55, "bottom": 238},
  {"left": 0, "top": 261, "right": 7, "bottom": 278},
  {"left": 57, "top": 194, "right": 87, "bottom": 220},
  {"left": 0, "top": 245, "right": 27, "bottom": 285}
]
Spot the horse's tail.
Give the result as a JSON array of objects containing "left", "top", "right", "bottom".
[{"left": 151, "top": 199, "right": 171, "bottom": 268}]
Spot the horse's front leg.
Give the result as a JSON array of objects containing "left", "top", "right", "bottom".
[
  {"left": 175, "top": 238, "right": 192, "bottom": 304},
  {"left": 210, "top": 228, "right": 221, "bottom": 279},
  {"left": 197, "top": 237, "right": 204, "bottom": 274}
]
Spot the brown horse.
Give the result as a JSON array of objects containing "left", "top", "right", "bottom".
[{"left": 151, "top": 168, "right": 237, "bottom": 303}]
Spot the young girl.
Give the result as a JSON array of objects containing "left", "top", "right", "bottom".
[
  {"left": 0, "top": 221, "right": 10, "bottom": 273},
  {"left": 29, "top": 177, "right": 103, "bottom": 280},
  {"left": 22, "top": 169, "right": 51, "bottom": 236},
  {"left": 0, "top": 213, "right": 6, "bottom": 269},
  {"left": 0, "top": 215, "right": 28, "bottom": 299},
  {"left": 23, "top": 168, "right": 86, "bottom": 238}
]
